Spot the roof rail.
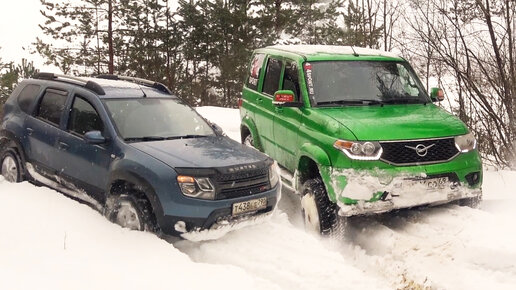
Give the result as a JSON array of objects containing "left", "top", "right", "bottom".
[
  {"left": 32, "top": 72, "right": 105, "bottom": 95},
  {"left": 96, "top": 74, "right": 172, "bottom": 95}
]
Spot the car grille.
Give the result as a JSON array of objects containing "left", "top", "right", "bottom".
[
  {"left": 380, "top": 137, "right": 459, "bottom": 166},
  {"left": 214, "top": 167, "right": 270, "bottom": 200}
]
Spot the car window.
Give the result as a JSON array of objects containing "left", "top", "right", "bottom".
[
  {"left": 104, "top": 98, "right": 215, "bottom": 140},
  {"left": 282, "top": 61, "right": 301, "bottom": 100},
  {"left": 17, "top": 84, "right": 41, "bottom": 114},
  {"left": 37, "top": 89, "right": 68, "bottom": 125},
  {"left": 68, "top": 96, "right": 103, "bottom": 136},
  {"left": 262, "top": 58, "right": 282, "bottom": 96},
  {"left": 246, "top": 53, "right": 265, "bottom": 91}
]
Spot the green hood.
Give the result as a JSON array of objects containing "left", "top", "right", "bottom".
[{"left": 317, "top": 104, "right": 468, "bottom": 141}]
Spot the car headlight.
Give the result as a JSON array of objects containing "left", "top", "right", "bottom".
[
  {"left": 269, "top": 163, "right": 279, "bottom": 188},
  {"left": 455, "top": 132, "right": 477, "bottom": 153},
  {"left": 177, "top": 175, "right": 215, "bottom": 200},
  {"left": 333, "top": 140, "right": 383, "bottom": 160}
]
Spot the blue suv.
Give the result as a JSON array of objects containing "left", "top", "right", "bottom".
[{"left": 0, "top": 73, "right": 279, "bottom": 236}]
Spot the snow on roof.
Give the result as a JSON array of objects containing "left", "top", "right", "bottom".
[
  {"left": 266, "top": 45, "right": 400, "bottom": 58},
  {"left": 81, "top": 77, "right": 142, "bottom": 89}
]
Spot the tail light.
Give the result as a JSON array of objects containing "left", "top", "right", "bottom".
[{"left": 237, "top": 98, "right": 243, "bottom": 108}]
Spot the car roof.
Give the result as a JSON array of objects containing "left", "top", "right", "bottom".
[
  {"left": 260, "top": 45, "right": 403, "bottom": 61},
  {"left": 30, "top": 73, "right": 174, "bottom": 99}
]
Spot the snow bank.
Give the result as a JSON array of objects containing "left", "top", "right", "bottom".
[{"left": 0, "top": 178, "right": 276, "bottom": 290}]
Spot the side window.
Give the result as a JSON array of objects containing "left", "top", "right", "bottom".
[
  {"left": 262, "top": 58, "right": 282, "bottom": 96},
  {"left": 37, "top": 89, "right": 68, "bottom": 126},
  {"left": 282, "top": 61, "right": 301, "bottom": 100},
  {"left": 17, "top": 84, "right": 41, "bottom": 114},
  {"left": 246, "top": 53, "right": 265, "bottom": 91},
  {"left": 68, "top": 96, "right": 103, "bottom": 136}
]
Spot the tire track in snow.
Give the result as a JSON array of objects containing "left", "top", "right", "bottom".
[
  {"left": 342, "top": 204, "right": 516, "bottom": 289},
  {"left": 175, "top": 211, "right": 390, "bottom": 290}
]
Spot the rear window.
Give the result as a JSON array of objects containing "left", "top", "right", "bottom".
[
  {"left": 17, "top": 84, "right": 41, "bottom": 114},
  {"left": 246, "top": 53, "right": 265, "bottom": 90},
  {"left": 37, "top": 89, "right": 68, "bottom": 125}
]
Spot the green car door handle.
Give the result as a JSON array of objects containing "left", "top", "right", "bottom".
[{"left": 257, "top": 97, "right": 263, "bottom": 103}]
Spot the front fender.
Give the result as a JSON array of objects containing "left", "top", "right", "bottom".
[{"left": 295, "top": 143, "right": 332, "bottom": 192}]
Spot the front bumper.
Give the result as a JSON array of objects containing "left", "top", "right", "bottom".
[
  {"left": 320, "top": 150, "right": 483, "bottom": 216},
  {"left": 158, "top": 186, "right": 279, "bottom": 237}
]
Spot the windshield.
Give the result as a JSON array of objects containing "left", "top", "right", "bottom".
[
  {"left": 104, "top": 98, "right": 215, "bottom": 141},
  {"left": 306, "top": 61, "right": 431, "bottom": 106}
]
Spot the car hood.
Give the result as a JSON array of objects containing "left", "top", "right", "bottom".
[
  {"left": 130, "top": 136, "right": 270, "bottom": 169},
  {"left": 317, "top": 104, "right": 468, "bottom": 140}
]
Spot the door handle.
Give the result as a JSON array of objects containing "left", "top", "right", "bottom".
[
  {"left": 58, "top": 142, "right": 69, "bottom": 150},
  {"left": 257, "top": 97, "right": 263, "bottom": 103},
  {"left": 275, "top": 107, "right": 283, "bottom": 113},
  {"left": 27, "top": 128, "right": 34, "bottom": 135}
]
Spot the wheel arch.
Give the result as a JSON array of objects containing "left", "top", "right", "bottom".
[
  {"left": 107, "top": 170, "right": 164, "bottom": 226},
  {"left": 240, "top": 117, "right": 263, "bottom": 150},
  {"left": 0, "top": 130, "right": 28, "bottom": 179},
  {"left": 295, "top": 143, "right": 333, "bottom": 197}
]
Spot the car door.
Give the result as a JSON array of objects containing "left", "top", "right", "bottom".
[
  {"left": 57, "top": 94, "right": 113, "bottom": 199},
  {"left": 273, "top": 60, "right": 303, "bottom": 171},
  {"left": 24, "top": 87, "right": 70, "bottom": 177},
  {"left": 255, "top": 56, "right": 283, "bottom": 158}
]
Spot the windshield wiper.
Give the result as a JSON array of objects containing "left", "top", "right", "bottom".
[
  {"left": 124, "top": 136, "right": 166, "bottom": 142},
  {"left": 164, "top": 135, "right": 209, "bottom": 140},
  {"left": 317, "top": 100, "right": 384, "bottom": 106}
]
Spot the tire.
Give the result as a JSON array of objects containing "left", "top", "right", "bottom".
[
  {"left": 301, "top": 177, "right": 345, "bottom": 236},
  {"left": 243, "top": 134, "right": 254, "bottom": 148},
  {"left": 106, "top": 191, "right": 157, "bottom": 232},
  {"left": 1, "top": 148, "right": 23, "bottom": 183}
]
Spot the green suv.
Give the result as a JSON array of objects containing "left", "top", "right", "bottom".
[{"left": 239, "top": 45, "right": 482, "bottom": 234}]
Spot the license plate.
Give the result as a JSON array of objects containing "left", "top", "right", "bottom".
[
  {"left": 232, "top": 197, "right": 267, "bottom": 215},
  {"left": 410, "top": 177, "right": 449, "bottom": 190}
]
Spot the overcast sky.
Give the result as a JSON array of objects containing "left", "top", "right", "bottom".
[{"left": 0, "top": 0, "right": 59, "bottom": 72}]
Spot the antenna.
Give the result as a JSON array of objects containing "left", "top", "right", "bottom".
[{"left": 350, "top": 46, "right": 359, "bottom": 57}]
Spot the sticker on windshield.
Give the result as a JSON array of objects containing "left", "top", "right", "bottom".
[{"left": 304, "top": 63, "right": 315, "bottom": 96}]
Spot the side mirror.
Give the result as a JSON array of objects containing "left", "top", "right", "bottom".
[
  {"left": 84, "top": 130, "right": 106, "bottom": 144},
  {"left": 273, "top": 90, "right": 303, "bottom": 107},
  {"left": 430, "top": 87, "right": 445, "bottom": 102},
  {"left": 211, "top": 122, "right": 226, "bottom": 136}
]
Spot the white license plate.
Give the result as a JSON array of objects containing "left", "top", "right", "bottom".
[
  {"left": 410, "top": 177, "right": 449, "bottom": 190},
  {"left": 232, "top": 197, "right": 267, "bottom": 215}
]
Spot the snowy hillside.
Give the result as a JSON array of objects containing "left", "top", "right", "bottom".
[{"left": 1, "top": 106, "right": 515, "bottom": 290}]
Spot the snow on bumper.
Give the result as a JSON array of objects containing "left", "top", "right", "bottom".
[
  {"left": 325, "top": 168, "right": 482, "bottom": 217},
  {"left": 177, "top": 212, "right": 273, "bottom": 241}
]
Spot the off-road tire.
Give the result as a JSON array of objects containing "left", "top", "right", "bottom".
[
  {"left": 301, "top": 178, "right": 345, "bottom": 237},
  {"left": 243, "top": 134, "right": 254, "bottom": 148},
  {"left": 1, "top": 147, "right": 23, "bottom": 183},
  {"left": 106, "top": 190, "right": 158, "bottom": 232}
]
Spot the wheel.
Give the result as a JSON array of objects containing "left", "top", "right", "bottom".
[
  {"left": 1, "top": 148, "right": 23, "bottom": 183},
  {"left": 106, "top": 192, "right": 157, "bottom": 232},
  {"left": 243, "top": 134, "right": 254, "bottom": 148},
  {"left": 301, "top": 177, "right": 345, "bottom": 236}
]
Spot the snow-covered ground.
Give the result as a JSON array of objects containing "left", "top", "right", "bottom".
[{"left": 1, "top": 106, "right": 515, "bottom": 289}]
